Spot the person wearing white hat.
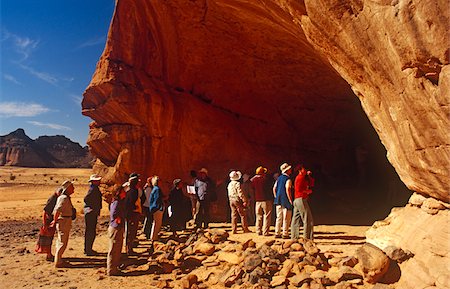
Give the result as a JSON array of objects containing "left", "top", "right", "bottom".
[
  {"left": 51, "top": 180, "right": 75, "bottom": 267},
  {"left": 227, "top": 171, "right": 250, "bottom": 234},
  {"left": 83, "top": 174, "right": 103, "bottom": 255},
  {"left": 273, "top": 163, "right": 294, "bottom": 239}
]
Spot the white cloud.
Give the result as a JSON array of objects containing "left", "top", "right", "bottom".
[
  {"left": 0, "top": 102, "right": 50, "bottom": 117},
  {"left": 1, "top": 29, "right": 39, "bottom": 61},
  {"left": 75, "top": 36, "right": 106, "bottom": 50},
  {"left": 19, "top": 64, "right": 58, "bottom": 85},
  {"left": 27, "top": 121, "right": 71, "bottom": 131},
  {"left": 3, "top": 74, "right": 22, "bottom": 85}
]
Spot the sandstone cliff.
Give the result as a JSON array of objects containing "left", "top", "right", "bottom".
[
  {"left": 299, "top": 0, "right": 449, "bottom": 202},
  {"left": 0, "top": 129, "right": 93, "bottom": 168},
  {"left": 82, "top": 0, "right": 390, "bottom": 191},
  {"left": 82, "top": 1, "right": 449, "bottom": 287}
]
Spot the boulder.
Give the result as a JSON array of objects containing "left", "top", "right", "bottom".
[
  {"left": 289, "top": 271, "right": 312, "bottom": 287},
  {"left": 217, "top": 252, "right": 242, "bottom": 265},
  {"left": 367, "top": 205, "right": 450, "bottom": 288},
  {"left": 409, "top": 193, "right": 427, "bottom": 207},
  {"left": 242, "top": 253, "right": 263, "bottom": 273},
  {"left": 326, "top": 266, "right": 363, "bottom": 283},
  {"left": 354, "top": 244, "right": 390, "bottom": 283},
  {"left": 194, "top": 243, "right": 216, "bottom": 256}
]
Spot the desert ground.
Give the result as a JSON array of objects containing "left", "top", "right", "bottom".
[{"left": 0, "top": 167, "right": 372, "bottom": 289}]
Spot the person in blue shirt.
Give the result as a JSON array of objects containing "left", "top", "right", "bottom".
[
  {"left": 149, "top": 175, "right": 164, "bottom": 252},
  {"left": 273, "top": 163, "right": 294, "bottom": 239}
]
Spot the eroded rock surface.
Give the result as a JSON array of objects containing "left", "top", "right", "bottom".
[
  {"left": 82, "top": 0, "right": 379, "bottom": 189},
  {"left": 300, "top": 0, "right": 449, "bottom": 201}
]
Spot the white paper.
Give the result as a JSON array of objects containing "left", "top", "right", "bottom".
[{"left": 187, "top": 185, "right": 196, "bottom": 195}]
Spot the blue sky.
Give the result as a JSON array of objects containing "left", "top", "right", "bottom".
[{"left": 0, "top": 0, "right": 115, "bottom": 145}]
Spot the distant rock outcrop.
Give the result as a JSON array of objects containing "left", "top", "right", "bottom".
[{"left": 0, "top": 129, "right": 93, "bottom": 168}]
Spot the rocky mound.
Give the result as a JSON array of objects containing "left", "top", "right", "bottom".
[
  {"left": 142, "top": 229, "right": 396, "bottom": 289},
  {"left": 0, "top": 129, "right": 93, "bottom": 168}
]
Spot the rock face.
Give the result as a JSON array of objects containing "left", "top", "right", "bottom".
[
  {"left": 366, "top": 195, "right": 449, "bottom": 289},
  {"left": 82, "top": 0, "right": 397, "bottom": 193},
  {"left": 0, "top": 129, "right": 93, "bottom": 168},
  {"left": 299, "top": 0, "right": 449, "bottom": 201}
]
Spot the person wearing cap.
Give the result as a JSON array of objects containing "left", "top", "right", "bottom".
[
  {"left": 251, "top": 166, "right": 273, "bottom": 236},
  {"left": 107, "top": 184, "right": 127, "bottom": 276},
  {"left": 124, "top": 172, "right": 141, "bottom": 255},
  {"left": 168, "top": 179, "right": 190, "bottom": 235},
  {"left": 273, "top": 163, "right": 294, "bottom": 239},
  {"left": 51, "top": 180, "right": 75, "bottom": 267},
  {"left": 227, "top": 171, "right": 250, "bottom": 234},
  {"left": 83, "top": 174, "right": 103, "bottom": 256},
  {"left": 291, "top": 165, "right": 315, "bottom": 240}
]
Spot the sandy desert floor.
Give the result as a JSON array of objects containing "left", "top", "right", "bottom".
[{"left": 0, "top": 167, "right": 371, "bottom": 289}]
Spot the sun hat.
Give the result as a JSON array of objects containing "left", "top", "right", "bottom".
[
  {"left": 280, "top": 163, "right": 292, "bottom": 174},
  {"left": 61, "top": 180, "right": 73, "bottom": 194},
  {"left": 129, "top": 172, "right": 139, "bottom": 181},
  {"left": 88, "top": 174, "right": 102, "bottom": 182},
  {"left": 229, "top": 170, "right": 242, "bottom": 181},
  {"left": 199, "top": 168, "right": 208, "bottom": 175},
  {"left": 256, "top": 166, "right": 268, "bottom": 175}
]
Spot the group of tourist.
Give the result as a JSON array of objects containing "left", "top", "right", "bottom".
[{"left": 34, "top": 162, "right": 315, "bottom": 276}]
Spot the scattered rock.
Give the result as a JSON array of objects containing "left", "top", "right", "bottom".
[
  {"left": 304, "top": 240, "right": 320, "bottom": 256},
  {"left": 327, "top": 266, "right": 363, "bottom": 283},
  {"left": 408, "top": 192, "right": 427, "bottom": 207},
  {"left": 289, "top": 271, "right": 312, "bottom": 287},
  {"left": 270, "top": 275, "right": 286, "bottom": 287},
  {"left": 241, "top": 239, "right": 256, "bottom": 251},
  {"left": 217, "top": 252, "right": 242, "bottom": 265},
  {"left": 221, "top": 267, "right": 244, "bottom": 287},
  {"left": 291, "top": 243, "right": 304, "bottom": 252},
  {"left": 243, "top": 253, "right": 263, "bottom": 272},
  {"left": 383, "top": 246, "right": 414, "bottom": 263},
  {"left": 194, "top": 243, "right": 216, "bottom": 256},
  {"left": 208, "top": 229, "right": 229, "bottom": 244},
  {"left": 258, "top": 244, "right": 279, "bottom": 259},
  {"left": 340, "top": 256, "right": 358, "bottom": 267},
  {"left": 422, "top": 198, "right": 446, "bottom": 215},
  {"left": 179, "top": 274, "right": 198, "bottom": 289}
]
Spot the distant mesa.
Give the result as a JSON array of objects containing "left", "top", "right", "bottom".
[{"left": 0, "top": 128, "right": 93, "bottom": 168}]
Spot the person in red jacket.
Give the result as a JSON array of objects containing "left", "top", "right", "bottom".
[{"left": 291, "top": 165, "right": 315, "bottom": 240}]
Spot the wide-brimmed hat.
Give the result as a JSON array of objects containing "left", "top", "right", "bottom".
[
  {"left": 129, "top": 172, "right": 139, "bottom": 181},
  {"left": 61, "top": 180, "right": 73, "bottom": 193},
  {"left": 256, "top": 166, "right": 268, "bottom": 175},
  {"left": 229, "top": 170, "right": 242, "bottom": 181},
  {"left": 199, "top": 168, "right": 208, "bottom": 175},
  {"left": 88, "top": 174, "right": 102, "bottom": 182},
  {"left": 280, "top": 163, "right": 292, "bottom": 174}
]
